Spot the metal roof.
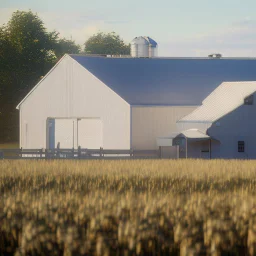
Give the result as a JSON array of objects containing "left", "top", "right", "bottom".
[
  {"left": 179, "top": 129, "right": 210, "bottom": 139},
  {"left": 131, "top": 36, "right": 157, "bottom": 47},
  {"left": 70, "top": 55, "right": 256, "bottom": 105},
  {"left": 165, "top": 129, "right": 210, "bottom": 139},
  {"left": 179, "top": 81, "right": 256, "bottom": 123},
  {"left": 131, "top": 36, "right": 149, "bottom": 45},
  {"left": 144, "top": 37, "right": 157, "bottom": 47}
]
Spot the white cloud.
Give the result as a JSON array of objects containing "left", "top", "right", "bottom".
[
  {"left": 2, "top": 8, "right": 256, "bottom": 57},
  {"left": 35, "top": 11, "right": 109, "bottom": 45},
  {"left": 0, "top": 8, "right": 129, "bottom": 46},
  {"left": 0, "top": 8, "right": 18, "bottom": 25},
  {"left": 159, "top": 18, "right": 256, "bottom": 57},
  {"left": 60, "top": 24, "right": 104, "bottom": 45}
]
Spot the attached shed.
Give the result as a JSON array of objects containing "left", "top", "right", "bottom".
[
  {"left": 16, "top": 55, "right": 256, "bottom": 150},
  {"left": 176, "top": 81, "right": 256, "bottom": 159}
]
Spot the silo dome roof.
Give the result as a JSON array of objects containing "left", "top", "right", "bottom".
[
  {"left": 144, "top": 37, "right": 157, "bottom": 47},
  {"left": 131, "top": 36, "right": 157, "bottom": 47}
]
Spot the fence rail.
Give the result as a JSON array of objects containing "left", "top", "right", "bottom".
[
  {"left": 0, "top": 146, "right": 179, "bottom": 160},
  {"left": 0, "top": 147, "right": 176, "bottom": 160}
]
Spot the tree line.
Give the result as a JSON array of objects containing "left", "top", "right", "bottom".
[{"left": 0, "top": 10, "right": 130, "bottom": 143}]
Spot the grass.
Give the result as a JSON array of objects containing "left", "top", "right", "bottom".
[
  {"left": 0, "top": 142, "right": 19, "bottom": 158},
  {"left": 1, "top": 159, "right": 256, "bottom": 255},
  {"left": 0, "top": 142, "right": 19, "bottom": 149}
]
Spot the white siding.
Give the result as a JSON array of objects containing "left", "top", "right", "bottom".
[
  {"left": 179, "top": 81, "right": 256, "bottom": 123},
  {"left": 177, "top": 92, "right": 256, "bottom": 159},
  {"left": 131, "top": 106, "right": 197, "bottom": 150},
  {"left": 187, "top": 140, "right": 211, "bottom": 159},
  {"left": 19, "top": 55, "right": 130, "bottom": 149},
  {"left": 208, "top": 94, "right": 256, "bottom": 159}
]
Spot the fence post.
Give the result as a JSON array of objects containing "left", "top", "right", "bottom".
[
  {"left": 0, "top": 150, "right": 3, "bottom": 160},
  {"left": 100, "top": 147, "right": 103, "bottom": 158},
  {"left": 72, "top": 147, "right": 75, "bottom": 159},
  {"left": 78, "top": 146, "right": 81, "bottom": 159},
  {"left": 42, "top": 148, "right": 45, "bottom": 159},
  {"left": 19, "top": 147, "right": 22, "bottom": 159},
  {"left": 45, "top": 149, "right": 48, "bottom": 159},
  {"left": 56, "top": 143, "right": 60, "bottom": 159},
  {"left": 130, "top": 148, "right": 134, "bottom": 159},
  {"left": 159, "top": 146, "right": 162, "bottom": 159}
]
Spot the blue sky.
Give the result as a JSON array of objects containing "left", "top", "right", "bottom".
[{"left": 1, "top": 0, "right": 256, "bottom": 56}]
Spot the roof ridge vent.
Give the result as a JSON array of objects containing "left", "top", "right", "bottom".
[{"left": 208, "top": 53, "right": 222, "bottom": 58}]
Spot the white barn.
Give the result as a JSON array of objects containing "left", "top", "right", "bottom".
[
  {"left": 174, "top": 81, "right": 256, "bottom": 159},
  {"left": 16, "top": 55, "right": 256, "bottom": 151}
]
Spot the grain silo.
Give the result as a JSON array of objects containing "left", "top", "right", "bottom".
[{"left": 131, "top": 36, "right": 158, "bottom": 57}]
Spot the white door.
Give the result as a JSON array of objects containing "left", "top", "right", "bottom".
[
  {"left": 77, "top": 119, "right": 102, "bottom": 149},
  {"left": 55, "top": 119, "right": 76, "bottom": 148},
  {"left": 48, "top": 118, "right": 102, "bottom": 149}
]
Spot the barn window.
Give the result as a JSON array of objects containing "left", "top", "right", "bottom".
[
  {"left": 238, "top": 141, "right": 245, "bottom": 152},
  {"left": 244, "top": 95, "right": 253, "bottom": 105}
]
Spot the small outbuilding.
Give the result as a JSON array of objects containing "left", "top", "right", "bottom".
[
  {"left": 175, "top": 81, "right": 256, "bottom": 159},
  {"left": 16, "top": 55, "right": 256, "bottom": 150}
]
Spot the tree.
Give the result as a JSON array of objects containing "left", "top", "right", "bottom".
[
  {"left": 55, "top": 38, "right": 81, "bottom": 58},
  {"left": 0, "top": 27, "right": 20, "bottom": 142},
  {"left": 0, "top": 10, "right": 59, "bottom": 142},
  {"left": 84, "top": 32, "right": 130, "bottom": 55},
  {"left": 1, "top": 10, "right": 59, "bottom": 96}
]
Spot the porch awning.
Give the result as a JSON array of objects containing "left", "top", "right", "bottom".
[
  {"left": 176, "top": 129, "right": 210, "bottom": 141},
  {"left": 157, "top": 129, "right": 211, "bottom": 146}
]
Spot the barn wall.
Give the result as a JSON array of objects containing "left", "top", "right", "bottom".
[
  {"left": 131, "top": 106, "right": 197, "bottom": 150},
  {"left": 207, "top": 94, "right": 256, "bottom": 159},
  {"left": 176, "top": 92, "right": 256, "bottom": 159},
  {"left": 19, "top": 55, "right": 130, "bottom": 149},
  {"left": 187, "top": 140, "right": 211, "bottom": 158}
]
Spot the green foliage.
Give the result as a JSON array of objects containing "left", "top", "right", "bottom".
[
  {"left": 0, "top": 10, "right": 81, "bottom": 143},
  {"left": 55, "top": 38, "right": 81, "bottom": 58},
  {"left": 84, "top": 32, "right": 130, "bottom": 55},
  {"left": 5, "top": 10, "right": 58, "bottom": 62},
  {"left": 0, "top": 142, "right": 19, "bottom": 149},
  {"left": 0, "top": 10, "right": 129, "bottom": 143},
  {"left": 0, "top": 10, "right": 59, "bottom": 142}
]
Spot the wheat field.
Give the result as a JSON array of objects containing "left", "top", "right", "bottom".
[{"left": 1, "top": 159, "right": 256, "bottom": 255}]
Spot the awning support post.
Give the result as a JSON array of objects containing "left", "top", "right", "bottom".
[
  {"left": 209, "top": 139, "right": 212, "bottom": 159},
  {"left": 186, "top": 137, "right": 188, "bottom": 159}
]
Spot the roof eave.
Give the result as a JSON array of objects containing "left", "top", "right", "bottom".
[
  {"left": 70, "top": 55, "right": 131, "bottom": 106},
  {"left": 177, "top": 120, "right": 213, "bottom": 124},
  {"left": 16, "top": 54, "right": 70, "bottom": 110}
]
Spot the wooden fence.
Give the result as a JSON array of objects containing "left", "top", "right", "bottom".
[{"left": 0, "top": 146, "right": 179, "bottom": 160}]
